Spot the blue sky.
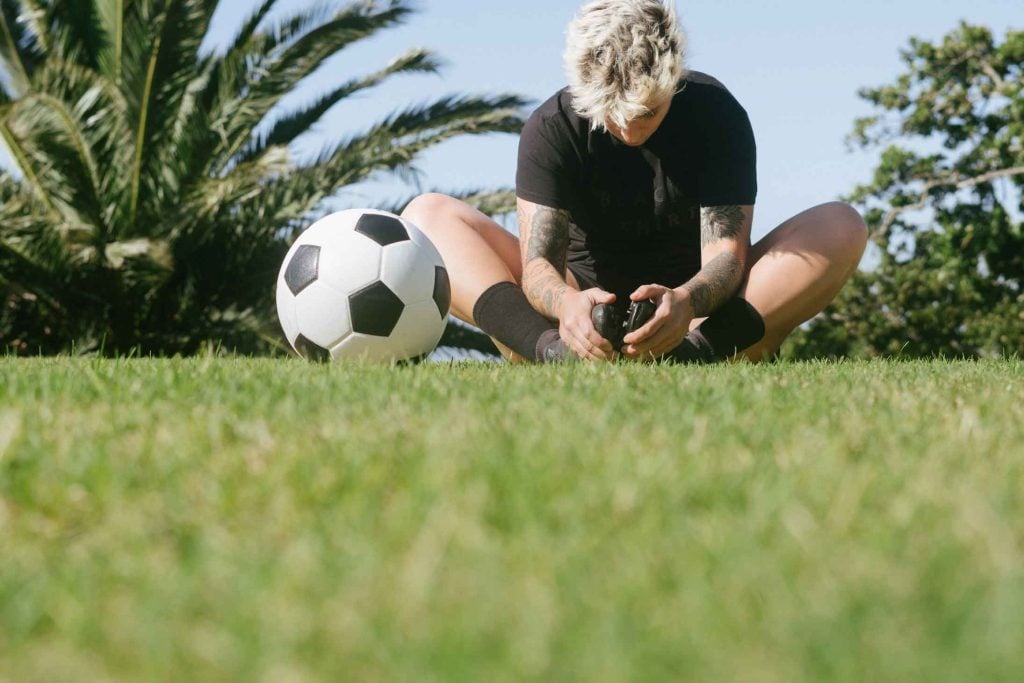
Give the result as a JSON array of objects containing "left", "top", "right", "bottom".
[{"left": 207, "top": 0, "right": 1016, "bottom": 240}]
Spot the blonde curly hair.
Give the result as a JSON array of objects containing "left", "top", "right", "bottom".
[{"left": 564, "top": 0, "right": 687, "bottom": 131}]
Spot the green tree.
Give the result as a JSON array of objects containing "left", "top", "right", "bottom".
[
  {"left": 0, "top": 0, "right": 524, "bottom": 355},
  {"left": 788, "top": 22, "right": 1024, "bottom": 359}
]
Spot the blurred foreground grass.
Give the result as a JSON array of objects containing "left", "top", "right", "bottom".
[{"left": 1, "top": 358, "right": 1023, "bottom": 681}]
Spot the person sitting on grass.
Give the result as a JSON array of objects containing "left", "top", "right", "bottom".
[{"left": 402, "top": 0, "right": 868, "bottom": 363}]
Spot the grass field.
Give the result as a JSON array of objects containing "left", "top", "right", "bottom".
[{"left": 1, "top": 358, "right": 1023, "bottom": 682}]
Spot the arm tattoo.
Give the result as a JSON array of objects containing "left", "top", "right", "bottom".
[
  {"left": 684, "top": 205, "right": 748, "bottom": 316},
  {"left": 520, "top": 203, "right": 572, "bottom": 319},
  {"left": 700, "top": 205, "right": 745, "bottom": 248},
  {"left": 682, "top": 252, "right": 743, "bottom": 318},
  {"left": 524, "top": 205, "right": 570, "bottom": 268}
]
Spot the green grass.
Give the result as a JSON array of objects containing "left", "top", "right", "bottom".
[{"left": 1, "top": 358, "right": 1023, "bottom": 682}]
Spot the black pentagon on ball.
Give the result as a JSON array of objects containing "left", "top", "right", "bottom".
[
  {"left": 294, "top": 334, "right": 331, "bottom": 362},
  {"left": 433, "top": 266, "right": 451, "bottom": 317},
  {"left": 349, "top": 281, "right": 404, "bottom": 337},
  {"left": 284, "top": 245, "right": 320, "bottom": 295},
  {"left": 354, "top": 213, "right": 409, "bottom": 246}
]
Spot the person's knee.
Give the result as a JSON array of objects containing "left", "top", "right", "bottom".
[
  {"left": 402, "top": 193, "right": 460, "bottom": 231},
  {"left": 820, "top": 201, "right": 869, "bottom": 261}
]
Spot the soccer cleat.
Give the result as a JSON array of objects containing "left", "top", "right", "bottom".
[
  {"left": 625, "top": 300, "right": 656, "bottom": 337},
  {"left": 591, "top": 300, "right": 656, "bottom": 350},
  {"left": 591, "top": 303, "right": 626, "bottom": 348}
]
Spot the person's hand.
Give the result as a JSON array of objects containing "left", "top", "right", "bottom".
[
  {"left": 559, "top": 288, "right": 617, "bottom": 361},
  {"left": 621, "top": 285, "right": 694, "bottom": 360}
]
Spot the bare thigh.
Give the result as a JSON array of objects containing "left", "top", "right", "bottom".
[
  {"left": 735, "top": 201, "right": 868, "bottom": 361},
  {"left": 402, "top": 193, "right": 581, "bottom": 324}
]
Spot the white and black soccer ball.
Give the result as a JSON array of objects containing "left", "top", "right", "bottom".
[{"left": 276, "top": 209, "right": 451, "bottom": 362}]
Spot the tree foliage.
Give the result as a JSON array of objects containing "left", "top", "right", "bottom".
[
  {"left": 0, "top": 0, "right": 525, "bottom": 355},
  {"left": 788, "top": 22, "right": 1024, "bottom": 359}
]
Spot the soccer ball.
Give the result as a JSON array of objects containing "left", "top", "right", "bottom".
[{"left": 276, "top": 209, "right": 451, "bottom": 362}]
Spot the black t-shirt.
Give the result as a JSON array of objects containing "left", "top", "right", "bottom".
[{"left": 516, "top": 71, "right": 757, "bottom": 299}]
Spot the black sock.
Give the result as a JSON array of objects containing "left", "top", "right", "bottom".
[
  {"left": 472, "top": 282, "right": 561, "bottom": 361},
  {"left": 668, "top": 297, "right": 766, "bottom": 364}
]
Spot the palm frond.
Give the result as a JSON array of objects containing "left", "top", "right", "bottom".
[
  {"left": 208, "top": 1, "right": 415, "bottom": 173},
  {"left": 0, "top": 108, "right": 59, "bottom": 215},
  {"left": 0, "top": 189, "right": 73, "bottom": 308},
  {"left": 223, "top": 0, "right": 279, "bottom": 56},
  {"left": 264, "top": 2, "right": 340, "bottom": 52},
  {"left": 181, "top": 146, "right": 292, "bottom": 226},
  {"left": 41, "top": 0, "right": 108, "bottom": 69},
  {"left": 194, "top": 3, "right": 372, "bottom": 178},
  {"left": 94, "top": 0, "right": 124, "bottom": 83},
  {"left": 32, "top": 58, "right": 134, "bottom": 229},
  {"left": 242, "top": 48, "right": 442, "bottom": 162},
  {"left": 18, "top": 92, "right": 103, "bottom": 221},
  {"left": 124, "top": 0, "right": 219, "bottom": 228},
  {"left": 235, "top": 95, "right": 526, "bottom": 228},
  {"left": 320, "top": 94, "right": 526, "bottom": 163},
  {"left": 0, "top": 0, "right": 34, "bottom": 95},
  {"left": 16, "top": 0, "right": 48, "bottom": 52}
]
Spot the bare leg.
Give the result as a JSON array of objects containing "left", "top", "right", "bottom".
[
  {"left": 402, "top": 193, "right": 523, "bottom": 325},
  {"left": 735, "top": 202, "right": 868, "bottom": 361},
  {"left": 401, "top": 193, "right": 580, "bottom": 362}
]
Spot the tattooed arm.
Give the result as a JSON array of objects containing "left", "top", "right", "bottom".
[
  {"left": 517, "top": 198, "right": 574, "bottom": 319},
  {"left": 680, "top": 204, "right": 753, "bottom": 317},
  {"left": 517, "top": 197, "right": 616, "bottom": 360},
  {"left": 621, "top": 204, "right": 753, "bottom": 359}
]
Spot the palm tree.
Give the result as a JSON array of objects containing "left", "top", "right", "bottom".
[{"left": 0, "top": 0, "right": 524, "bottom": 355}]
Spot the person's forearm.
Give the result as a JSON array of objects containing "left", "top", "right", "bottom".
[
  {"left": 523, "top": 261, "right": 573, "bottom": 320},
  {"left": 519, "top": 202, "right": 576, "bottom": 319},
  {"left": 678, "top": 203, "right": 752, "bottom": 317},
  {"left": 676, "top": 251, "right": 744, "bottom": 318}
]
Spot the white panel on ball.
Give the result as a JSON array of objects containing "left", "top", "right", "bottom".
[
  {"left": 386, "top": 300, "right": 447, "bottom": 360},
  {"left": 293, "top": 282, "right": 352, "bottom": 349},
  {"left": 379, "top": 240, "right": 436, "bottom": 305},
  {"left": 275, "top": 283, "right": 299, "bottom": 345},
  {"left": 407, "top": 223, "right": 445, "bottom": 268},
  {"left": 315, "top": 227, "right": 382, "bottom": 294},
  {"left": 332, "top": 332, "right": 395, "bottom": 362}
]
